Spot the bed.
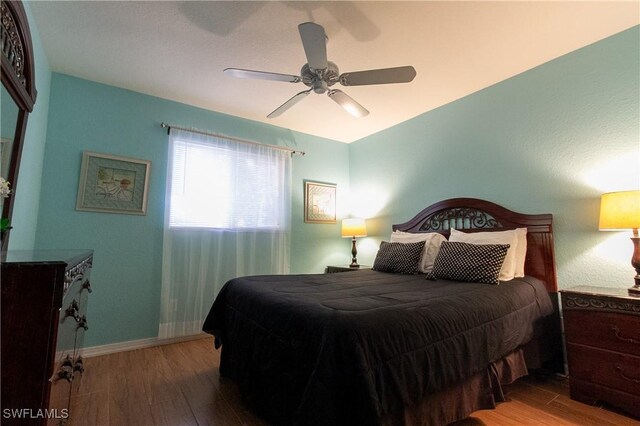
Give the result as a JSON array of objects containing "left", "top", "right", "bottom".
[{"left": 203, "top": 198, "right": 562, "bottom": 425}]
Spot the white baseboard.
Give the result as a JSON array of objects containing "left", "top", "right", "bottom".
[
  {"left": 80, "top": 333, "right": 211, "bottom": 358},
  {"left": 158, "top": 320, "right": 205, "bottom": 340}
]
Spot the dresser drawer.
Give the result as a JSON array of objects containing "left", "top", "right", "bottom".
[
  {"left": 563, "top": 310, "right": 640, "bottom": 356},
  {"left": 566, "top": 342, "right": 640, "bottom": 396},
  {"left": 570, "top": 378, "right": 640, "bottom": 418}
]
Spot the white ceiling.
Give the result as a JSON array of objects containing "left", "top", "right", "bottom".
[{"left": 29, "top": 1, "right": 639, "bottom": 143}]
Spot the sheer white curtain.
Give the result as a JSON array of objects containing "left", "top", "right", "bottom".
[{"left": 159, "top": 129, "right": 291, "bottom": 339}]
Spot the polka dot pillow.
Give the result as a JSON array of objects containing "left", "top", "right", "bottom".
[
  {"left": 426, "top": 241, "right": 510, "bottom": 285},
  {"left": 373, "top": 241, "right": 426, "bottom": 274}
]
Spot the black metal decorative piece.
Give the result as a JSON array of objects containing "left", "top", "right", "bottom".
[{"left": 419, "top": 207, "right": 501, "bottom": 232}]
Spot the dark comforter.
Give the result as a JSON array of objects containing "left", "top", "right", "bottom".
[{"left": 203, "top": 270, "right": 554, "bottom": 425}]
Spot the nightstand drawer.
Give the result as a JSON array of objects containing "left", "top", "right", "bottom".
[
  {"left": 567, "top": 343, "right": 640, "bottom": 396},
  {"left": 564, "top": 310, "right": 640, "bottom": 356}
]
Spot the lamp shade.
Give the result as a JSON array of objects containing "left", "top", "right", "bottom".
[
  {"left": 599, "top": 190, "right": 640, "bottom": 230},
  {"left": 342, "top": 218, "right": 367, "bottom": 238}
]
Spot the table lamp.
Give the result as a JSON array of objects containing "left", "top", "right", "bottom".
[
  {"left": 599, "top": 190, "right": 640, "bottom": 297},
  {"left": 341, "top": 218, "right": 367, "bottom": 267}
]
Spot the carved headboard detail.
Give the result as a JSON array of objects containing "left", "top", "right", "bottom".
[
  {"left": 393, "top": 198, "right": 558, "bottom": 293},
  {"left": 418, "top": 207, "right": 501, "bottom": 232}
]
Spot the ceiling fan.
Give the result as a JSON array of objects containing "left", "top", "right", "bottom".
[{"left": 224, "top": 22, "right": 417, "bottom": 119}]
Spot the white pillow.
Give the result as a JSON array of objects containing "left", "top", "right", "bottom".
[
  {"left": 449, "top": 229, "right": 519, "bottom": 281},
  {"left": 390, "top": 231, "right": 446, "bottom": 273},
  {"left": 514, "top": 228, "right": 527, "bottom": 278}
]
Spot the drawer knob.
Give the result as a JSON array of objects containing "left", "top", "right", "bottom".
[
  {"left": 615, "top": 364, "right": 640, "bottom": 384},
  {"left": 609, "top": 325, "right": 640, "bottom": 344},
  {"left": 61, "top": 354, "right": 73, "bottom": 368},
  {"left": 82, "top": 280, "right": 93, "bottom": 293},
  {"left": 64, "top": 299, "right": 81, "bottom": 322},
  {"left": 52, "top": 355, "right": 74, "bottom": 383},
  {"left": 77, "top": 315, "right": 88, "bottom": 331},
  {"left": 56, "top": 367, "right": 73, "bottom": 383},
  {"left": 74, "top": 357, "right": 85, "bottom": 374}
]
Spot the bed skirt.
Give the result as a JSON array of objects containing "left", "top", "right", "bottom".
[
  {"left": 381, "top": 348, "right": 528, "bottom": 426},
  {"left": 221, "top": 346, "right": 529, "bottom": 425}
]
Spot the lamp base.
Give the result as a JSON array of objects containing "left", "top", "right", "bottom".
[{"left": 350, "top": 237, "right": 360, "bottom": 268}]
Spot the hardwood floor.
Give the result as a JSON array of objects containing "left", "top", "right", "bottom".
[{"left": 66, "top": 336, "right": 639, "bottom": 425}]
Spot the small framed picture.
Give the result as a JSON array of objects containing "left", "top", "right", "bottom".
[
  {"left": 76, "top": 151, "right": 151, "bottom": 215},
  {"left": 304, "top": 180, "right": 336, "bottom": 223}
]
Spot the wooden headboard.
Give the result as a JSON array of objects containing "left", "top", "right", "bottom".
[{"left": 393, "top": 198, "right": 558, "bottom": 293}]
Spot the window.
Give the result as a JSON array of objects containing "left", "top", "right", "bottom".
[
  {"left": 168, "top": 131, "right": 291, "bottom": 230},
  {"left": 161, "top": 128, "right": 292, "bottom": 339}
]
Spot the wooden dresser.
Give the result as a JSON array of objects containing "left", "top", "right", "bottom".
[
  {"left": 1, "top": 250, "right": 93, "bottom": 425},
  {"left": 561, "top": 286, "right": 640, "bottom": 418}
]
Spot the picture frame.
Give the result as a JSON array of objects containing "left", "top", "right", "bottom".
[
  {"left": 76, "top": 151, "right": 151, "bottom": 215},
  {"left": 304, "top": 180, "right": 337, "bottom": 223}
]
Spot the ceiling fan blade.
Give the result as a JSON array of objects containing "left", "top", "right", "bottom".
[
  {"left": 224, "top": 68, "right": 301, "bottom": 83},
  {"left": 298, "top": 22, "right": 328, "bottom": 71},
  {"left": 267, "top": 89, "right": 312, "bottom": 118},
  {"left": 327, "top": 89, "right": 369, "bottom": 118},
  {"left": 339, "top": 66, "right": 416, "bottom": 86}
]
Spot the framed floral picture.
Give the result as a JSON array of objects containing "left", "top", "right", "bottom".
[
  {"left": 304, "top": 180, "right": 336, "bottom": 223},
  {"left": 76, "top": 151, "right": 151, "bottom": 215}
]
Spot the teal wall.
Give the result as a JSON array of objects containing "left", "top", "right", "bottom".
[
  {"left": 35, "top": 74, "right": 350, "bottom": 347},
  {"left": 6, "top": 0, "right": 52, "bottom": 250},
  {"left": 349, "top": 26, "right": 640, "bottom": 290}
]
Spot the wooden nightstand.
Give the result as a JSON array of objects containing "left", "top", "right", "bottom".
[
  {"left": 560, "top": 286, "right": 640, "bottom": 418},
  {"left": 326, "top": 265, "right": 371, "bottom": 273}
]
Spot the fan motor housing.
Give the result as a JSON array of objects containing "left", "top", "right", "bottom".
[{"left": 301, "top": 62, "right": 339, "bottom": 94}]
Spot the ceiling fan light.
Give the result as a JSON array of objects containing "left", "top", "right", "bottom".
[
  {"left": 343, "top": 103, "right": 368, "bottom": 118},
  {"left": 328, "top": 89, "right": 369, "bottom": 117}
]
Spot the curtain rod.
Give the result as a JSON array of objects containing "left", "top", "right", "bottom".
[{"left": 160, "top": 123, "right": 305, "bottom": 156}]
